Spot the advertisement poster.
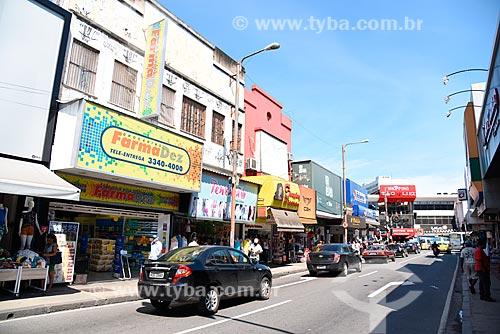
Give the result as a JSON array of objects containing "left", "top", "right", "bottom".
[
  {"left": 77, "top": 102, "right": 203, "bottom": 192},
  {"left": 189, "top": 172, "right": 258, "bottom": 222},
  {"left": 139, "top": 20, "right": 167, "bottom": 118},
  {"left": 49, "top": 221, "right": 79, "bottom": 284}
]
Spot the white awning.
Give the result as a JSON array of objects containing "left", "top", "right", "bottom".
[{"left": 0, "top": 158, "right": 80, "bottom": 201}]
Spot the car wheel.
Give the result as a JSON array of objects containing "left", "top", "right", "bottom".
[
  {"left": 257, "top": 276, "right": 272, "bottom": 300},
  {"left": 356, "top": 260, "right": 362, "bottom": 272},
  {"left": 385, "top": 257, "right": 389, "bottom": 264},
  {"left": 309, "top": 270, "right": 317, "bottom": 277},
  {"left": 340, "top": 262, "right": 348, "bottom": 277},
  {"left": 391, "top": 256, "right": 396, "bottom": 262},
  {"left": 150, "top": 299, "right": 171, "bottom": 312},
  {"left": 198, "top": 287, "right": 220, "bottom": 315}
]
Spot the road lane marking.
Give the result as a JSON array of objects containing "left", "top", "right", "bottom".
[
  {"left": 171, "top": 300, "right": 292, "bottom": 334},
  {"left": 398, "top": 253, "right": 425, "bottom": 264},
  {"left": 272, "top": 276, "right": 317, "bottom": 289},
  {"left": 357, "top": 271, "right": 378, "bottom": 278},
  {"left": 368, "top": 281, "right": 405, "bottom": 298}
]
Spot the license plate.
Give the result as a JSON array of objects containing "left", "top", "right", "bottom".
[
  {"left": 369, "top": 252, "right": 377, "bottom": 255},
  {"left": 149, "top": 271, "right": 164, "bottom": 279},
  {"left": 316, "top": 265, "right": 326, "bottom": 269}
]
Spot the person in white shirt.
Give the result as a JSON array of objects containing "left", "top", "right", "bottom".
[
  {"left": 188, "top": 236, "right": 199, "bottom": 246},
  {"left": 460, "top": 241, "right": 478, "bottom": 294},
  {"left": 149, "top": 236, "right": 163, "bottom": 260},
  {"left": 249, "top": 238, "right": 263, "bottom": 263}
]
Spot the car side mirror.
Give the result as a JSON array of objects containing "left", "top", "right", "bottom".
[{"left": 250, "top": 258, "right": 258, "bottom": 265}]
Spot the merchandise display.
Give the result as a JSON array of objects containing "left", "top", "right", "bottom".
[
  {"left": 123, "top": 220, "right": 159, "bottom": 267},
  {"left": 88, "top": 238, "right": 115, "bottom": 272}
]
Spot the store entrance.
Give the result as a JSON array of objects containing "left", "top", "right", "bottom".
[{"left": 50, "top": 203, "right": 162, "bottom": 283}]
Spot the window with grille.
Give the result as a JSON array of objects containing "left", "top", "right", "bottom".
[
  {"left": 160, "top": 86, "right": 175, "bottom": 126},
  {"left": 232, "top": 121, "right": 242, "bottom": 152},
  {"left": 181, "top": 97, "right": 206, "bottom": 138},
  {"left": 65, "top": 40, "right": 99, "bottom": 95},
  {"left": 211, "top": 112, "right": 225, "bottom": 146},
  {"left": 110, "top": 61, "right": 137, "bottom": 111}
]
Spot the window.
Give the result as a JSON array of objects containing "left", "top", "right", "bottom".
[
  {"left": 211, "top": 112, "right": 225, "bottom": 145},
  {"left": 228, "top": 249, "right": 249, "bottom": 264},
  {"left": 161, "top": 247, "right": 203, "bottom": 262},
  {"left": 65, "top": 40, "right": 99, "bottom": 95},
  {"left": 209, "top": 250, "right": 231, "bottom": 265},
  {"left": 110, "top": 61, "right": 137, "bottom": 111},
  {"left": 231, "top": 121, "right": 242, "bottom": 151},
  {"left": 160, "top": 86, "right": 175, "bottom": 126},
  {"left": 181, "top": 96, "right": 206, "bottom": 138}
]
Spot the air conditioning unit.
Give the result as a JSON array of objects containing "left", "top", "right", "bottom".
[
  {"left": 246, "top": 157, "right": 257, "bottom": 171},
  {"left": 287, "top": 152, "right": 294, "bottom": 161}
]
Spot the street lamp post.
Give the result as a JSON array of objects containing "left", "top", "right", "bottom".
[
  {"left": 442, "top": 68, "right": 487, "bottom": 85},
  {"left": 229, "top": 42, "right": 280, "bottom": 248},
  {"left": 341, "top": 139, "right": 369, "bottom": 244}
]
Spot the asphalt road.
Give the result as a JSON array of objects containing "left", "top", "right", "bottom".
[{"left": 0, "top": 251, "right": 457, "bottom": 334}]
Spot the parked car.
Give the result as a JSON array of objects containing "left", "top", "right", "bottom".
[
  {"left": 436, "top": 237, "right": 452, "bottom": 254},
  {"left": 306, "top": 243, "right": 362, "bottom": 277},
  {"left": 362, "top": 244, "right": 396, "bottom": 263},
  {"left": 138, "top": 246, "right": 272, "bottom": 315},
  {"left": 404, "top": 242, "right": 421, "bottom": 254},
  {"left": 388, "top": 243, "right": 408, "bottom": 257}
]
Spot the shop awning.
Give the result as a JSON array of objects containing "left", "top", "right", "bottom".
[
  {"left": 269, "top": 208, "right": 304, "bottom": 232},
  {"left": 300, "top": 218, "right": 318, "bottom": 225},
  {"left": 0, "top": 158, "right": 80, "bottom": 201}
]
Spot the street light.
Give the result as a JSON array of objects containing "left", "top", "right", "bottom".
[
  {"left": 229, "top": 42, "right": 280, "bottom": 248},
  {"left": 442, "top": 68, "right": 488, "bottom": 85},
  {"left": 444, "top": 89, "right": 484, "bottom": 104},
  {"left": 342, "top": 139, "right": 369, "bottom": 244},
  {"left": 445, "top": 105, "right": 482, "bottom": 118}
]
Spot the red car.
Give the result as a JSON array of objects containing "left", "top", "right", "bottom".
[{"left": 362, "top": 244, "right": 396, "bottom": 263}]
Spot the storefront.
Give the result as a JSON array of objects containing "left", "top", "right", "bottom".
[
  {"left": 187, "top": 171, "right": 258, "bottom": 246},
  {"left": 346, "top": 179, "right": 370, "bottom": 241},
  {"left": 48, "top": 100, "right": 203, "bottom": 282},
  {"left": 243, "top": 175, "right": 304, "bottom": 264}
]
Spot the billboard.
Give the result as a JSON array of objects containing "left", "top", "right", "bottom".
[
  {"left": 139, "top": 20, "right": 167, "bottom": 119},
  {"left": 0, "top": 0, "right": 70, "bottom": 161},
  {"left": 189, "top": 172, "right": 258, "bottom": 222},
  {"left": 379, "top": 185, "right": 417, "bottom": 203},
  {"left": 298, "top": 186, "right": 316, "bottom": 220},
  {"left": 77, "top": 102, "right": 203, "bottom": 192},
  {"left": 346, "top": 179, "right": 368, "bottom": 208},
  {"left": 59, "top": 173, "right": 179, "bottom": 211}
]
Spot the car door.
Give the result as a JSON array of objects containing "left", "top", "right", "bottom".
[
  {"left": 206, "top": 249, "right": 238, "bottom": 296},
  {"left": 228, "top": 249, "right": 256, "bottom": 293}
]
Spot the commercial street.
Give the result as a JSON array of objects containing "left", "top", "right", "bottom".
[{"left": 0, "top": 252, "right": 457, "bottom": 334}]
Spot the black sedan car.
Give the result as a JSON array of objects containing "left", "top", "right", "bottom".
[
  {"left": 388, "top": 243, "right": 408, "bottom": 257},
  {"left": 306, "top": 243, "right": 362, "bottom": 276},
  {"left": 404, "top": 242, "right": 421, "bottom": 254},
  {"left": 138, "top": 246, "right": 272, "bottom": 315}
]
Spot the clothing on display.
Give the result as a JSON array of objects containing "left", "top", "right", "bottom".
[{"left": 0, "top": 205, "right": 8, "bottom": 241}]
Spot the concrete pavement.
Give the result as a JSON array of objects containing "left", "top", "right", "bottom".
[
  {"left": 0, "top": 262, "right": 307, "bottom": 321},
  {"left": 0, "top": 251, "right": 457, "bottom": 334}
]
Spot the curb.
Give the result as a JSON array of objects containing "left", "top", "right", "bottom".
[
  {"left": 0, "top": 294, "right": 141, "bottom": 321},
  {"left": 461, "top": 273, "right": 473, "bottom": 334},
  {"left": 437, "top": 255, "right": 459, "bottom": 334},
  {"left": 0, "top": 267, "right": 306, "bottom": 321}
]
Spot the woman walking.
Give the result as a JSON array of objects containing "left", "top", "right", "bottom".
[{"left": 43, "top": 234, "right": 60, "bottom": 291}]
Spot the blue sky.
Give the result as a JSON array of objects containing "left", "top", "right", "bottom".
[{"left": 160, "top": 0, "right": 499, "bottom": 194}]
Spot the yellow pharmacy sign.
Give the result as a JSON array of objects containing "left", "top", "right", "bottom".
[{"left": 77, "top": 102, "right": 202, "bottom": 192}]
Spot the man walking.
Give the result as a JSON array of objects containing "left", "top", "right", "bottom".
[
  {"left": 474, "top": 239, "right": 495, "bottom": 302},
  {"left": 460, "top": 241, "right": 478, "bottom": 293},
  {"left": 249, "top": 238, "right": 263, "bottom": 263}
]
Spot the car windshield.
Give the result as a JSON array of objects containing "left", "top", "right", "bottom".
[
  {"left": 368, "top": 245, "right": 385, "bottom": 251},
  {"left": 388, "top": 244, "right": 398, "bottom": 249},
  {"left": 160, "top": 247, "right": 204, "bottom": 263},
  {"left": 313, "top": 244, "right": 342, "bottom": 252}
]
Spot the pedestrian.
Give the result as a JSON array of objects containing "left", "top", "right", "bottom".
[
  {"left": 460, "top": 240, "right": 478, "bottom": 293},
  {"left": 249, "top": 238, "right": 263, "bottom": 263},
  {"left": 149, "top": 236, "right": 163, "bottom": 260},
  {"left": 188, "top": 235, "right": 199, "bottom": 246},
  {"left": 474, "top": 239, "right": 495, "bottom": 302},
  {"left": 43, "top": 233, "right": 60, "bottom": 291}
]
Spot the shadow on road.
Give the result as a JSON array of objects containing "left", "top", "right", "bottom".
[{"left": 136, "top": 296, "right": 256, "bottom": 318}]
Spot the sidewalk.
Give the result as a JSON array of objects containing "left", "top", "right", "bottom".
[
  {"left": 0, "top": 262, "right": 307, "bottom": 321},
  {"left": 461, "top": 264, "right": 500, "bottom": 334}
]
